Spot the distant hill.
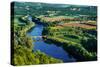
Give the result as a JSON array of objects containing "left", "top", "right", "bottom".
[{"left": 11, "top": 2, "right": 97, "bottom": 16}]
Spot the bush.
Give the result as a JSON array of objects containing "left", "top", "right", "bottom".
[
  {"left": 12, "top": 16, "right": 62, "bottom": 65},
  {"left": 44, "top": 36, "right": 96, "bottom": 61}
]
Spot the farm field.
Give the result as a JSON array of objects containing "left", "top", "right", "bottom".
[
  {"left": 40, "top": 16, "right": 77, "bottom": 22},
  {"left": 57, "top": 23, "right": 96, "bottom": 29}
]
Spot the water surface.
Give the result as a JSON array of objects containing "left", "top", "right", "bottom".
[{"left": 27, "top": 24, "right": 76, "bottom": 62}]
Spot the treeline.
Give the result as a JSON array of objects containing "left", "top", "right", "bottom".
[
  {"left": 42, "top": 23, "right": 97, "bottom": 61},
  {"left": 11, "top": 16, "right": 62, "bottom": 65},
  {"left": 43, "top": 36, "right": 97, "bottom": 61},
  {"left": 13, "top": 2, "right": 97, "bottom": 16}
]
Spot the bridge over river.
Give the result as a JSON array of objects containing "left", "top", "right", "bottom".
[{"left": 31, "top": 36, "right": 47, "bottom": 41}]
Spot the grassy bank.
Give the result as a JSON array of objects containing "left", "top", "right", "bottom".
[
  {"left": 41, "top": 18, "right": 97, "bottom": 61},
  {"left": 43, "top": 36, "right": 97, "bottom": 61}
]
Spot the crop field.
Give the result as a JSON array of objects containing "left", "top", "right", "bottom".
[
  {"left": 40, "top": 16, "right": 79, "bottom": 22},
  {"left": 57, "top": 23, "right": 96, "bottom": 29}
]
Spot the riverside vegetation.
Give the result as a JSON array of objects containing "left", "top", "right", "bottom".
[
  {"left": 11, "top": 15, "right": 62, "bottom": 65},
  {"left": 42, "top": 19, "right": 97, "bottom": 61}
]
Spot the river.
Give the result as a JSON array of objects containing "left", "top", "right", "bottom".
[
  {"left": 27, "top": 15, "right": 75, "bottom": 62},
  {"left": 27, "top": 24, "right": 76, "bottom": 62}
]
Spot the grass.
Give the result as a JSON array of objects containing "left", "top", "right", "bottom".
[
  {"left": 44, "top": 36, "right": 96, "bottom": 61},
  {"left": 42, "top": 22, "right": 97, "bottom": 61}
]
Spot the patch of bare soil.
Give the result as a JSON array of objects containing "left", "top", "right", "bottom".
[{"left": 57, "top": 23, "right": 96, "bottom": 29}]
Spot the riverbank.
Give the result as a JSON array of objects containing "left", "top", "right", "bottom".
[
  {"left": 43, "top": 36, "right": 97, "bottom": 61},
  {"left": 12, "top": 15, "right": 62, "bottom": 65},
  {"left": 41, "top": 18, "right": 97, "bottom": 61}
]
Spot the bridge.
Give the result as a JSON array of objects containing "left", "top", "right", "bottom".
[
  {"left": 31, "top": 36, "right": 47, "bottom": 38},
  {"left": 31, "top": 36, "right": 47, "bottom": 42}
]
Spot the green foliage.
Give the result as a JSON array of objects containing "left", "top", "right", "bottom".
[
  {"left": 13, "top": 2, "right": 97, "bottom": 16},
  {"left": 13, "top": 45, "right": 62, "bottom": 66},
  {"left": 45, "top": 36, "right": 96, "bottom": 61},
  {"left": 12, "top": 15, "right": 62, "bottom": 65},
  {"left": 81, "top": 37, "right": 97, "bottom": 52},
  {"left": 42, "top": 22, "right": 97, "bottom": 61}
]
